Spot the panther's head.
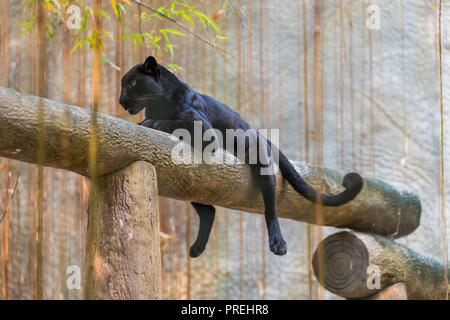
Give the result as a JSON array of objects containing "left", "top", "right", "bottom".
[{"left": 119, "top": 56, "right": 163, "bottom": 115}]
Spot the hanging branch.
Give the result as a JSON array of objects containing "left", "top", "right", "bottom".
[{"left": 130, "top": 0, "right": 237, "bottom": 60}]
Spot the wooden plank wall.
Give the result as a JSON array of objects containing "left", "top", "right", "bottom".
[{"left": 0, "top": 0, "right": 448, "bottom": 299}]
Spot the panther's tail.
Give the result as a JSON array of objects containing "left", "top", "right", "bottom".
[{"left": 277, "top": 150, "right": 363, "bottom": 206}]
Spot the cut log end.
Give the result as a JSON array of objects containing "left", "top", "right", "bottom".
[
  {"left": 312, "top": 232, "right": 369, "bottom": 296},
  {"left": 313, "top": 231, "right": 449, "bottom": 300}
]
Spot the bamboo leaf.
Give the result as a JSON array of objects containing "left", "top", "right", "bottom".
[
  {"left": 19, "top": 18, "right": 31, "bottom": 27},
  {"left": 46, "top": 1, "right": 56, "bottom": 12},
  {"left": 111, "top": 0, "right": 119, "bottom": 17},
  {"left": 102, "top": 30, "right": 115, "bottom": 42},
  {"left": 71, "top": 38, "right": 85, "bottom": 54},
  {"left": 161, "top": 28, "right": 186, "bottom": 36},
  {"left": 101, "top": 10, "right": 111, "bottom": 19},
  {"left": 203, "top": 14, "right": 219, "bottom": 31},
  {"left": 194, "top": 11, "right": 206, "bottom": 28},
  {"left": 168, "top": 63, "right": 182, "bottom": 73},
  {"left": 165, "top": 44, "right": 174, "bottom": 59},
  {"left": 159, "top": 29, "right": 170, "bottom": 43},
  {"left": 179, "top": 11, "right": 194, "bottom": 25},
  {"left": 103, "top": 55, "right": 121, "bottom": 71},
  {"left": 194, "top": 11, "right": 219, "bottom": 31},
  {"left": 45, "top": 25, "right": 54, "bottom": 40},
  {"left": 116, "top": 4, "right": 123, "bottom": 25},
  {"left": 22, "top": 19, "right": 36, "bottom": 35}
]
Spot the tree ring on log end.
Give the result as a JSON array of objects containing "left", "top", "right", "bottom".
[{"left": 312, "top": 232, "right": 369, "bottom": 296}]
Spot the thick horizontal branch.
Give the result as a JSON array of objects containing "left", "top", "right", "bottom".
[
  {"left": 0, "top": 87, "right": 421, "bottom": 236},
  {"left": 312, "top": 231, "right": 449, "bottom": 300}
]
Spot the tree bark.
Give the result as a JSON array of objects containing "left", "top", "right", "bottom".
[
  {"left": 85, "top": 161, "right": 162, "bottom": 299},
  {"left": 0, "top": 87, "right": 421, "bottom": 237},
  {"left": 363, "top": 282, "right": 407, "bottom": 300},
  {"left": 312, "top": 231, "right": 449, "bottom": 300}
]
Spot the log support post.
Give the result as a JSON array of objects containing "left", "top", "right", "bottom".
[{"left": 84, "top": 161, "right": 161, "bottom": 299}]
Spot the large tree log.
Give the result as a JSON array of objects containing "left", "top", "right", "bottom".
[
  {"left": 312, "top": 231, "right": 449, "bottom": 300},
  {"left": 0, "top": 87, "right": 421, "bottom": 236},
  {"left": 85, "top": 161, "right": 162, "bottom": 299}
]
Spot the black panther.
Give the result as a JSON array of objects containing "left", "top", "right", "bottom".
[{"left": 119, "top": 56, "right": 363, "bottom": 257}]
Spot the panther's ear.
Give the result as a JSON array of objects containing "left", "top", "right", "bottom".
[{"left": 143, "top": 56, "right": 158, "bottom": 75}]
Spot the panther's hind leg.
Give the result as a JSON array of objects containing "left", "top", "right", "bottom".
[
  {"left": 249, "top": 164, "right": 287, "bottom": 256},
  {"left": 189, "top": 202, "right": 216, "bottom": 258},
  {"left": 246, "top": 133, "right": 287, "bottom": 256}
]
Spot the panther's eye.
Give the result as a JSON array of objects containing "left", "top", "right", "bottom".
[{"left": 131, "top": 80, "right": 137, "bottom": 86}]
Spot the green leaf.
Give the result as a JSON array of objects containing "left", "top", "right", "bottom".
[
  {"left": 194, "top": 11, "right": 206, "bottom": 28},
  {"left": 142, "top": 11, "right": 163, "bottom": 21},
  {"left": 22, "top": 19, "right": 36, "bottom": 35},
  {"left": 103, "top": 55, "right": 121, "bottom": 71},
  {"left": 19, "top": 18, "right": 31, "bottom": 27},
  {"left": 203, "top": 14, "right": 219, "bottom": 31},
  {"left": 120, "top": 33, "right": 144, "bottom": 47},
  {"left": 46, "top": 18, "right": 56, "bottom": 30},
  {"left": 102, "top": 30, "right": 115, "bottom": 42},
  {"left": 159, "top": 29, "right": 170, "bottom": 44},
  {"left": 111, "top": 0, "right": 118, "bottom": 16},
  {"left": 116, "top": 4, "right": 123, "bottom": 25},
  {"left": 161, "top": 28, "right": 186, "bottom": 36},
  {"left": 165, "top": 44, "right": 174, "bottom": 59},
  {"left": 45, "top": 25, "right": 54, "bottom": 40},
  {"left": 101, "top": 10, "right": 111, "bottom": 19},
  {"left": 216, "top": 35, "right": 228, "bottom": 39},
  {"left": 76, "top": 9, "right": 89, "bottom": 36},
  {"left": 71, "top": 38, "right": 86, "bottom": 54},
  {"left": 194, "top": 11, "right": 219, "bottom": 31},
  {"left": 168, "top": 63, "right": 182, "bottom": 73},
  {"left": 143, "top": 32, "right": 155, "bottom": 40},
  {"left": 179, "top": 11, "right": 194, "bottom": 25}
]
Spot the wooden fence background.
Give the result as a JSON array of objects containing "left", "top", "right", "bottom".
[{"left": 0, "top": 0, "right": 448, "bottom": 299}]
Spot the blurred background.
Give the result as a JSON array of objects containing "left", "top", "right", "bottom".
[{"left": 0, "top": 0, "right": 449, "bottom": 299}]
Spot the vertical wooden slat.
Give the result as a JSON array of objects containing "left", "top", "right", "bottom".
[
  {"left": 312, "top": 0, "right": 324, "bottom": 300},
  {"left": 438, "top": 0, "right": 449, "bottom": 300}
]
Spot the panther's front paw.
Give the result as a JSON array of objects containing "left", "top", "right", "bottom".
[
  {"left": 139, "top": 119, "right": 163, "bottom": 131},
  {"left": 269, "top": 234, "right": 287, "bottom": 256},
  {"left": 189, "top": 243, "right": 206, "bottom": 258},
  {"left": 138, "top": 119, "right": 152, "bottom": 127}
]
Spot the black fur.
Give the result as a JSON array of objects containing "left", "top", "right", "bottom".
[{"left": 119, "top": 56, "right": 363, "bottom": 257}]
